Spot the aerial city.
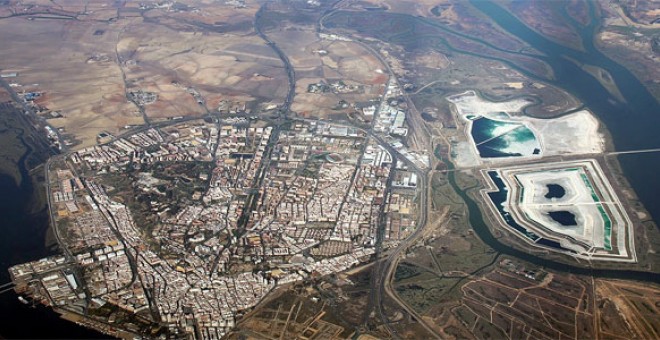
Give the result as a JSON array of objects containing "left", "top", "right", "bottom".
[{"left": 0, "top": 0, "right": 658, "bottom": 339}]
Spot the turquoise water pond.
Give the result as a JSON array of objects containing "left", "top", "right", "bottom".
[{"left": 470, "top": 116, "right": 540, "bottom": 158}]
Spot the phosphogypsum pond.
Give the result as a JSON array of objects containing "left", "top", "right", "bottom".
[{"left": 467, "top": 114, "right": 541, "bottom": 158}]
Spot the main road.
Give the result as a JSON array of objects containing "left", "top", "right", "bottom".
[
  {"left": 254, "top": 4, "right": 296, "bottom": 114},
  {"left": 317, "top": 8, "right": 439, "bottom": 334},
  {"left": 366, "top": 139, "right": 440, "bottom": 338}
]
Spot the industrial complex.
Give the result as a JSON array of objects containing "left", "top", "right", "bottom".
[{"left": 482, "top": 159, "right": 636, "bottom": 262}]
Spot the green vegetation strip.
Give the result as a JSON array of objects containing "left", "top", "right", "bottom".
[
  {"left": 579, "top": 173, "right": 600, "bottom": 202},
  {"left": 598, "top": 205, "right": 612, "bottom": 250},
  {"left": 578, "top": 170, "right": 612, "bottom": 250}
]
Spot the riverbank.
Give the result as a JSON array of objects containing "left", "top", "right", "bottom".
[
  {"left": 469, "top": 0, "right": 660, "bottom": 227},
  {"left": 445, "top": 159, "right": 660, "bottom": 280},
  {"left": 0, "top": 103, "right": 111, "bottom": 339}
]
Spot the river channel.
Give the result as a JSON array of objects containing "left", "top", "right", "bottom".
[
  {"left": 443, "top": 1, "right": 660, "bottom": 281},
  {"left": 467, "top": 0, "right": 660, "bottom": 224},
  {"left": 0, "top": 109, "right": 110, "bottom": 338},
  {"left": 1, "top": 1, "right": 659, "bottom": 337}
]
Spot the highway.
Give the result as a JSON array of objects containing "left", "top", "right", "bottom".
[
  {"left": 287, "top": 120, "right": 437, "bottom": 337},
  {"left": 0, "top": 78, "right": 77, "bottom": 267},
  {"left": 7, "top": 3, "right": 660, "bottom": 339},
  {"left": 111, "top": 25, "right": 151, "bottom": 127},
  {"left": 366, "top": 150, "right": 439, "bottom": 338},
  {"left": 210, "top": 123, "right": 284, "bottom": 275},
  {"left": 0, "top": 78, "right": 59, "bottom": 152},
  {"left": 254, "top": 4, "right": 296, "bottom": 114},
  {"left": 44, "top": 156, "right": 75, "bottom": 263},
  {"left": 0, "top": 281, "right": 16, "bottom": 295},
  {"left": 302, "top": 9, "right": 441, "bottom": 331},
  {"left": 327, "top": 24, "right": 433, "bottom": 152},
  {"left": 317, "top": 7, "right": 440, "bottom": 334}
]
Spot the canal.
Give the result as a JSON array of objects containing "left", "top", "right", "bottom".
[
  {"left": 431, "top": 0, "right": 660, "bottom": 282},
  {"left": 1, "top": 1, "right": 659, "bottom": 337},
  {"left": 445, "top": 160, "right": 660, "bottom": 282}
]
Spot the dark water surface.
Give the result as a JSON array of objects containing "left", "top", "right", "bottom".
[
  {"left": 548, "top": 211, "right": 578, "bottom": 226},
  {"left": 450, "top": 162, "right": 659, "bottom": 281},
  {"left": 545, "top": 184, "right": 566, "bottom": 199},
  {"left": 433, "top": 0, "right": 660, "bottom": 280},
  {"left": 0, "top": 121, "right": 110, "bottom": 338}
]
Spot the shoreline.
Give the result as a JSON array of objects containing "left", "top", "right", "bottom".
[{"left": 0, "top": 102, "right": 111, "bottom": 339}]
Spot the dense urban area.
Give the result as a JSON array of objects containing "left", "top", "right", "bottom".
[{"left": 1, "top": 0, "right": 659, "bottom": 339}]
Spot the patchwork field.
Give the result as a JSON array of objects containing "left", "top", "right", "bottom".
[
  {"left": 261, "top": 10, "right": 387, "bottom": 120},
  {"left": 0, "top": 0, "right": 288, "bottom": 148}
]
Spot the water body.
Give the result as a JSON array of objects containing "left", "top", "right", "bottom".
[
  {"left": 449, "top": 162, "right": 659, "bottom": 281},
  {"left": 470, "top": 0, "right": 660, "bottom": 225},
  {"left": 470, "top": 117, "right": 540, "bottom": 158},
  {"left": 0, "top": 2, "right": 657, "bottom": 335},
  {"left": 0, "top": 178, "right": 110, "bottom": 339},
  {"left": 471, "top": 117, "right": 520, "bottom": 144},
  {"left": 548, "top": 211, "right": 578, "bottom": 226},
  {"left": 0, "top": 112, "right": 110, "bottom": 338},
  {"left": 485, "top": 171, "right": 574, "bottom": 253},
  {"left": 545, "top": 184, "right": 566, "bottom": 199},
  {"left": 486, "top": 171, "right": 539, "bottom": 241}
]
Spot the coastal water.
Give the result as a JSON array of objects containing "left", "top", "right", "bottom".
[
  {"left": 0, "top": 121, "right": 110, "bottom": 338},
  {"left": 435, "top": 0, "right": 660, "bottom": 280},
  {"left": 0, "top": 2, "right": 659, "bottom": 337}
]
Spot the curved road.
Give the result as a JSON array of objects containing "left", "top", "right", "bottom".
[{"left": 254, "top": 4, "right": 296, "bottom": 114}]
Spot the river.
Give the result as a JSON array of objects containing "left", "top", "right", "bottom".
[
  {"left": 328, "top": 2, "right": 660, "bottom": 225},
  {"left": 437, "top": 1, "right": 660, "bottom": 280},
  {"left": 0, "top": 110, "right": 110, "bottom": 338},
  {"left": 469, "top": 0, "right": 660, "bottom": 226},
  {"left": 1, "top": 1, "right": 659, "bottom": 336},
  {"left": 444, "top": 160, "right": 660, "bottom": 282}
]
